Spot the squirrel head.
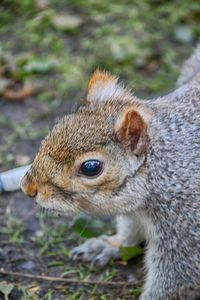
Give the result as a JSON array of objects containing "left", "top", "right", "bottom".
[{"left": 21, "top": 71, "right": 151, "bottom": 215}]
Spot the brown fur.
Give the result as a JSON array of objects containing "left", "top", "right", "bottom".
[{"left": 21, "top": 46, "right": 200, "bottom": 299}]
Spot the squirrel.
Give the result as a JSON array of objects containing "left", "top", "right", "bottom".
[{"left": 20, "top": 45, "right": 200, "bottom": 300}]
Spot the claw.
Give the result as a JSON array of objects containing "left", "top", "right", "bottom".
[
  {"left": 71, "top": 251, "right": 84, "bottom": 260},
  {"left": 70, "top": 236, "right": 120, "bottom": 267}
]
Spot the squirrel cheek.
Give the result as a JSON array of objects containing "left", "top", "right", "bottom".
[{"left": 36, "top": 185, "right": 54, "bottom": 202}]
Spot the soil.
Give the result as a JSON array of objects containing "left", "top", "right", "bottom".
[{"left": 0, "top": 1, "right": 199, "bottom": 299}]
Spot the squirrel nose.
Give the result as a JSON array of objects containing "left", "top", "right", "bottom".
[{"left": 21, "top": 174, "right": 38, "bottom": 198}]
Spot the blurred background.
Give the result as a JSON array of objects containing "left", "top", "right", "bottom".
[
  {"left": 0, "top": 1, "right": 200, "bottom": 299},
  {"left": 0, "top": 0, "right": 200, "bottom": 169}
]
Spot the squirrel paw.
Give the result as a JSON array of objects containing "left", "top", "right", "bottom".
[{"left": 70, "top": 236, "right": 120, "bottom": 267}]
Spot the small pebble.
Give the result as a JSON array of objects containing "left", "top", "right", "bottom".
[{"left": 21, "top": 260, "right": 36, "bottom": 272}]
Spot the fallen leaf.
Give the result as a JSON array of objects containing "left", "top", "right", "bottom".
[
  {"left": 0, "top": 281, "right": 14, "bottom": 300},
  {"left": 117, "top": 260, "right": 128, "bottom": 266},
  {"left": 174, "top": 26, "right": 193, "bottom": 43},
  {"left": 3, "top": 83, "right": 40, "bottom": 102},
  {"left": 0, "top": 79, "right": 11, "bottom": 94},
  {"left": 51, "top": 14, "right": 83, "bottom": 32},
  {"left": 24, "top": 57, "right": 58, "bottom": 74},
  {"left": 27, "top": 282, "right": 40, "bottom": 296},
  {"left": 34, "top": 0, "right": 49, "bottom": 10}
]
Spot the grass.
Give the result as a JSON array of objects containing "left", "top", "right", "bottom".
[
  {"left": 2, "top": 215, "right": 25, "bottom": 244},
  {"left": 0, "top": 0, "right": 200, "bottom": 299},
  {"left": 0, "top": 0, "right": 200, "bottom": 169}
]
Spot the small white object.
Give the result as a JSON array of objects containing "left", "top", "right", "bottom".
[{"left": 0, "top": 164, "right": 31, "bottom": 193}]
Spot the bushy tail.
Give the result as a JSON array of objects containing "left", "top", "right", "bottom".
[
  {"left": 0, "top": 165, "right": 31, "bottom": 193},
  {"left": 177, "top": 44, "right": 200, "bottom": 87}
]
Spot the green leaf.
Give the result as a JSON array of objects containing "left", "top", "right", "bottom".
[
  {"left": 73, "top": 215, "right": 106, "bottom": 238},
  {"left": 131, "top": 286, "right": 142, "bottom": 297},
  {"left": 120, "top": 245, "right": 143, "bottom": 261},
  {"left": 0, "top": 281, "right": 14, "bottom": 300}
]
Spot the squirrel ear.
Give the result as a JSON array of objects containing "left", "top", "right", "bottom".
[
  {"left": 115, "top": 107, "right": 148, "bottom": 155},
  {"left": 87, "top": 70, "right": 129, "bottom": 103}
]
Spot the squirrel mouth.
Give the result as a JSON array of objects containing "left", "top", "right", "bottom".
[
  {"left": 35, "top": 195, "right": 76, "bottom": 216},
  {"left": 35, "top": 196, "right": 59, "bottom": 212}
]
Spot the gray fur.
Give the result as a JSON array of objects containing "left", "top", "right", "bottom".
[
  {"left": 73, "top": 47, "right": 200, "bottom": 299},
  {"left": 21, "top": 46, "right": 200, "bottom": 300},
  {"left": 177, "top": 44, "right": 200, "bottom": 86}
]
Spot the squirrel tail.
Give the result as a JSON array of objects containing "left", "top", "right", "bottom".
[
  {"left": 0, "top": 164, "right": 31, "bottom": 194},
  {"left": 177, "top": 44, "right": 200, "bottom": 87}
]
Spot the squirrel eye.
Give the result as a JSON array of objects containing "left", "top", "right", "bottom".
[{"left": 80, "top": 160, "right": 103, "bottom": 177}]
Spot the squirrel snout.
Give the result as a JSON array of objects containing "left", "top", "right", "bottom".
[{"left": 21, "top": 174, "right": 38, "bottom": 198}]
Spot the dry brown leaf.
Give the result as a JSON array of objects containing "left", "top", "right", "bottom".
[{"left": 3, "top": 83, "right": 40, "bottom": 102}]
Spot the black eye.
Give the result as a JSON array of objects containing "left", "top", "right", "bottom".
[{"left": 80, "top": 160, "right": 103, "bottom": 177}]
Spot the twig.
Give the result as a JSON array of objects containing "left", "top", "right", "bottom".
[{"left": 0, "top": 269, "right": 135, "bottom": 286}]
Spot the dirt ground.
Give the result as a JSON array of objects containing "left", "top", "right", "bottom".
[{"left": 0, "top": 1, "right": 200, "bottom": 299}]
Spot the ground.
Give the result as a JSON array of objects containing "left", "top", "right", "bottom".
[{"left": 0, "top": 1, "right": 200, "bottom": 299}]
